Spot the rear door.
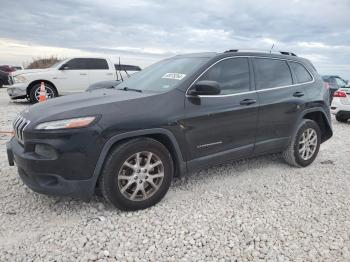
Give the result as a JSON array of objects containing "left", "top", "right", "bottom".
[
  {"left": 86, "top": 58, "right": 115, "bottom": 85},
  {"left": 253, "top": 57, "right": 310, "bottom": 154},
  {"left": 183, "top": 57, "right": 259, "bottom": 168}
]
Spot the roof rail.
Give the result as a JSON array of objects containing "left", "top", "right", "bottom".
[
  {"left": 279, "top": 51, "right": 297, "bottom": 56},
  {"left": 224, "top": 49, "right": 297, "bottom": 56}
]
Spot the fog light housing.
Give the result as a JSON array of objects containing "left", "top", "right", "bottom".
[{"left": 34, "top": 144, "right": 57, "bottom": 159}]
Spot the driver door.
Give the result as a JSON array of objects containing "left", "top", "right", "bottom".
[
  {"left": 182, "top": 57, "right": 259, "bottom": 169},
  {"left": 55, "top": 58, "right": 91, "bottom": 95}
]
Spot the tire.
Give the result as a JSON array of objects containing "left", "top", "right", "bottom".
[
  {"left": 336, "top": 115, "right": 348, "bottom": 123},
  {"left": 283, "top": 119, "right": 321, "bottom": 167},
  {"left": 98, "top": 138, "right": 174, "bottom": 211},
  {"left": 28, "top": 82, "right": 58, "bottom": 103},
  {"left": 0, "top": 80, "right": 3, "bottom": 88}
]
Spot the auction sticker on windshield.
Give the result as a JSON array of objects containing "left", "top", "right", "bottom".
[{"left": 162, "top": 73, "right": 186, "bottom": 80}]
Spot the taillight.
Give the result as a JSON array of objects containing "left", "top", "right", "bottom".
[{"left": 333, "top": 90, "right": 347, "bottom": 98}]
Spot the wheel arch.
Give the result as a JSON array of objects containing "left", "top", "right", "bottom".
[
  {"left": 301, "top": 108, "right": 333, "bottom": 143},
  {"left": 90, "top": 128, "right": 187, "bottom": 195},
  {"left": 27, "top": 79, "right": 58, "bottom": 96}
]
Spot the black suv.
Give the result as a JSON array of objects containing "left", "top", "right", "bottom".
[{"left": 7, "top": 50, "right": 333, "bottom": 210}]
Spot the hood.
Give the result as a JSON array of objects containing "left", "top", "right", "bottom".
[
  {"left": 21, "top": 88, "right": 156, "bottom": 124},
  {"left": 11, "top": 68, "right": 54, "bottom": 77}
]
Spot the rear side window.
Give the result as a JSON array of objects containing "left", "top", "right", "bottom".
[
  {"left": 86, "top": 58, "right": 109, "bottom": 70},
  {"left": 199, "top": 57, "right": 250, "bottom": 95},
  {"left": 254, "top": 58, "right": 292, "bottom": 90},
  {"left": 289, "top": 62, "right": 313, "bottom": 83}
]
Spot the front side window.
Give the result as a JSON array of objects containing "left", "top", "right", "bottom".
[
  {"left": 64, "top": 58, "right": 87, "bottom": 70},
  {"left": 254, "top": 58, "right": 293, "bottom": 90},
  {"left": 198, "top": 57, "right": 250, "bottom": 95},
  {"left": 290, "top": 62, "right": 313, "bottom": 83}
]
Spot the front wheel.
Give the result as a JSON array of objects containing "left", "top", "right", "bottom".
[
  {"left": 283, "top": 119, "right": 321, "bottom": 167},
  {"left": 98, "top": 138, "right": 174, "bottom": 210},
  {"left": 28, "top": 82, "right": 58, "bottom": 103}
]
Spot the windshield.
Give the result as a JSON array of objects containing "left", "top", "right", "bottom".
[{"left": 117, "top": 57, "right": 210, "bottom": 92}]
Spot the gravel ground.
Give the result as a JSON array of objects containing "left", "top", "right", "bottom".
[{"left": 0, "top": 88, "right": 350, "bottom": 261}]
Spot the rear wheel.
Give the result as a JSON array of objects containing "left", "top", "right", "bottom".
[
  {"left": 0, "top": 80, "right": 3, "bottom": 88},
  {"left": 28, "top": 82, "right": 58, "bottom": 103},
  {"left": 98, "top": 138, "right": 174, "bottom": 210},
  {"left": 283, "top": 119, "right": 321, "bottom": 167},
  {"left": 336, "top": 114, "right": 348, "bottom": 123}
]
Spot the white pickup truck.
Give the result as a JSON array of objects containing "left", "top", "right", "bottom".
[{"left": 6, "top": 57, "right": 139, "bottom": 103}]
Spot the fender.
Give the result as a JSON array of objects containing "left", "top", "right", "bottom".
[
  {"left": 294, "top": 107, "right": 333, "bottom": 141},
  {"left": 86, "top": 128, "right": 187, "bottom": 197}
]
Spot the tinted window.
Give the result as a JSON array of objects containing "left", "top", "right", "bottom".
[
  {"left": 86, "top": 58, "right": 109, "bottom": 70},
  {"left": 335, "top": 77, "right": 346, "bottom": 87},
  {"left": 254, "top": 58, "right": 292, "bottom": 90},
  {"left": 198, "top": 57, "right": 250, "bottom": 95},
  {"left": 65, "top": 58, "right": 87, "bottom": 70},
  {"left": 290, "top": 62, "right": 312, "bottom": 83}
]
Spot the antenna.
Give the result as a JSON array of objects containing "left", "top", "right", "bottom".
[
  {"left": 270, "top": 43, "right": 275, "bottom": 54},
  {"left": 118, "top": 57, "right": 123, "bottom": 82}
]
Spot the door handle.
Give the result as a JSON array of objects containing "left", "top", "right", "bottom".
[
  {"left": 106, "top": 73, "right": 113, "bottom": 76},
  {"left": 240, "top": 99, "right": 257, "bottom": 106},
  {"left": 80, "top": 73, "right": 87, "bottom": 76},
  {"left": 293, "top": 91, "right": 304, "bottom": 97}
]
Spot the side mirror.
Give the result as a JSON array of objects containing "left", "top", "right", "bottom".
[
  {"left": 188, "top": 80, "right": 221, "bottom": 96},
  {"left": 59, "top": 64, "right": 69, "bottom": 70}
]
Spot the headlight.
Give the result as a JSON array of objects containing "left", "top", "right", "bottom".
[
  {"left": 13, "top": 75, "right": 28, "bottom": 83},
  {"left": 35, "top": 116, "right": 96, "bottom": 130}
]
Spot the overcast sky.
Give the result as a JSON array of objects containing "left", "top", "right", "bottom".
[{"left": 1, "top": 0, "right": 350, "bottom": 78}]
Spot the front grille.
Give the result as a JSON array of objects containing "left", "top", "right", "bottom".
[{"left": 13, "top": 116, "right": 30, "bottom": 143}]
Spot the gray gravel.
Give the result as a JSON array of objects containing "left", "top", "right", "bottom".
[{"left": 0, "top": 88, "right": 350, "bottom": 261}]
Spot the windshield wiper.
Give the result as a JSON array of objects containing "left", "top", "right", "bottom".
[{"left": 118, "top": 86, "right": 142, "bottom": 93}]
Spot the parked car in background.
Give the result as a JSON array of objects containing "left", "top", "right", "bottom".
[
  {"left": 7, "top": 50, "right": 332, "bottom": 210},
  {"left": 331, "top": 87, "right": 350, "bottom": 122},
  {"left": 0, "top": 65, "right": 17, "bottom": 73},
  {"left": 0, "top": 70, "right": 9, "bottom": 88},
  {"left": 322, "top": 75, "right": 349, "bottom": 103},
  {"left": 0, "top": 65, "right": 18, "bottom": 88},
  {"left": 6, "top": 57, "right": 138, "bottom": 103},
  {"left": 86, "top": 64, "right": 141, "bottom": 91}
]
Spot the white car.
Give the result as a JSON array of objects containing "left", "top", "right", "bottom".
[
  {"left": 6, "top": 57, "right": 118, "bottom": 103},
  {"left": 331, "top": 88, "right": 350, "bottom": 122}
]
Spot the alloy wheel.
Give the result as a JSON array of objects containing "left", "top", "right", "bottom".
[
  {"left": 117, "top": 151, "right": 164, "bottom": 201},
  {"left": 34, "top": 85, "right": 55, "bottom": 101},
  {"left": 298, "top": 128, "right": 318, "bottom": 160}
]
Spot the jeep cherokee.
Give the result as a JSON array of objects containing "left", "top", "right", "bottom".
[{"left": 7, "top": 50, "right": 333, "bottom": 210}]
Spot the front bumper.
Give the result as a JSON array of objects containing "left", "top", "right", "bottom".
[
  {"left": 6, "top": 127, "right": 103, "bottom": 200},
  {"left": 6, "top": 83, "right": 27, "bottom": 99}
]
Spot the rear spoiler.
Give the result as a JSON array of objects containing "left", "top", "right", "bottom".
[{"left": 114, "top": 64, "right": 141, "bottom": 71}]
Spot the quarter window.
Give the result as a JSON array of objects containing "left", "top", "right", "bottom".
[
  {"left": 198, "top": 58, "right": 250, "bottom": 95},
  {"left": 254, "top": 58, "right": 292, "bottom": 90},
  {"left": 289, "top": 62, "right": 313, "bottom": 83}
]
